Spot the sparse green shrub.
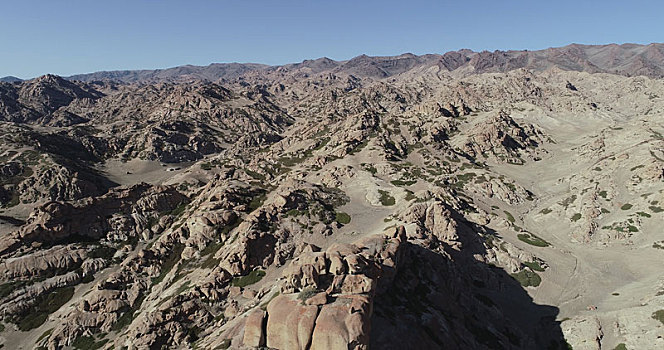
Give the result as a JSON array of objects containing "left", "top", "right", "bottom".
[
  {"left": 652, "top": 309, "right": 664, "bottom": 325},
  {"left": 504, "top": 211, "right": 515, "bottom": 223},
  {"left": 297, "top": 287, "right": 318, "bottom": 304},
  {"left": 16, "top": 286, "right": 75, "bottom": 331},
  {"left": 620, "top": 203, "right": 632, "bottom": 210},
  {"left": 559, "top": 195, "right": 577, "bottom": 209},
  {"left": 244, "top": 169, "right": 266, "bottom": 181},
  {"left": 335, "top": 212, "right": 351, "bottom": 225},
  {"left": 247, "top": 193, "right": 266, "bottom": 212},
  {"left": 362, "top": 163, "right": 377, "bottom": 175},
  {"left": 0, "top": 281, "right": 24, "bottom": 299},
  {"left": 218, "top": 339, "right": 232, "bottom": 349},
  {"left": 88, "top": 245, "right": 117, "bottom": 260},
  {"left": 169, "top": 202, "right": 188, "bottom": 217},
  {"left": 151, "top": 243, "right": 184, "bottom": 285},
  {"left": 378, "top": 190, "right": 395, "bottom": 206},
  {"left": 571, "top": 213, "right": 582, "bottom": 222},
  {"left": 613, "top": 343, "right": 627, "bottom": 350},
  {"left": 517, "top": 233, "right": 550, "bottom": 247},
  {"left": 390, "top": 179, "right": 416, "bottom": 186},
  {"left": 72, "top": 335, "right": 108, "bottom": 350},
  {"left": 523, "top": 261, "right": 545, "bottom": 272},
  {"left": 650, "top": 206, "right": 664, "bottom": 213},
  {"left": 404, "top": 190, "right": 416, "bottom": 201},
  {"left": 510, "top": 269, "right": 541, "bottom": 287},
  {"left": 231, "top": 270, "right": 266, "bottom": 288},
  {"left": 36, "top": 328, "right": 53, "bottom": 342},
  {"left": 540, "top": 208, "right": 552, "bottom": 214}
]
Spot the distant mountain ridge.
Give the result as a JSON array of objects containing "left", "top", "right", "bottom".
[
  {"left": 0, "top": 76, "right": 22, "bottom": 83},
  {"left": 61, "top": 43, "right": 664, "bottom": 83}
]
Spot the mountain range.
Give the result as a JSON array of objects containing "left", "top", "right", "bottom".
[{"left": 0, "top": 42, "right": 663, "bottom": 349}]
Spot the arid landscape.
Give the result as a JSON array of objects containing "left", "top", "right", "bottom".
[{"left": 1, "top": 43, "right": 664, "bottom": 349}]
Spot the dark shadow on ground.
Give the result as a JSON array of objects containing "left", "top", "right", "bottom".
[{"left": 370, "top": 204, "right": 567, "bottom": 350}]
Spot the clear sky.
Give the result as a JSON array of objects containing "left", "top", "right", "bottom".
[{"left": 1, "top": 0, "right": 662, "bottom": 78}]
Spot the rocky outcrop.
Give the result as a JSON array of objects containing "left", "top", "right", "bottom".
[
  {"left": 2, "top": 183, "right": 187, "bottom": 254},
  {"left": 242, "top": 227, "right": 406, "bottom": 350},
  {"left": 460, "top": 111, "right": 549, "bottom": 163}
]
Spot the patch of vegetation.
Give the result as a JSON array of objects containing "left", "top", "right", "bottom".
[
  {"left": 244, "top": 169, "right": 266, "bottom": 181},
  {"left": 613, "top": 343, "right": 627, "bottom": 350},
  {"left": 650, "top": 205, "right": 664, "bottom": 213},
  {"left": 37, "top": 328, "right": 53, "bottom": 342},
  {"left": 73, "top": 335, "right": 108, "bottom": 350},
  {"left": 88, "top": 245, "right": 117, "bottom": 260},
  {"left": 571, "top": 213, "right": 582, "bottom": 222},
  {"left": 231, "top": 270, "right": 266, "bottom": 288},
  {"left": 559, "top": 195, "right": 577, "bottom": 209},
  {"left": 504, "top": 210, "right": 515, "bottom": 223},
  {"left": 0, "top": 281, "right": 26, "bottom": 299},
  {"left": 348, "top": 138, "right": 370, "bottom": 155},
  {"left": 168, "top": 202, "right": 188, "bottom": 217},
  {"left": 510, "top": 269, "right": 541, "bottom": 287},
  {"left": 152, "top": 243, "right": 184, "bottom": 285},
  {"left": 404, "top": 190, "right": 416, "bottom": 201},
  {"left": 285, "top": 208, "right": 307, "bottom": 217},
  {"left": 361, "top": 163, "right": 377, "bottom": 175},
  {"left": 620, "top": 203, "right": 632, "bottom": 210},
  {"left": 378, "top": 190, "right": 396, "bottom": 206},
  {"left": 523, "top": 261, "right": 545, "bottom": 272},
  {"left": 636, "top": 211, "right": 651, "bottom": 218},
  {"left": 652, "top": 309, "right": 664, "bottom": 325},
  {"left": 335, "top": 212, "right": 351, "bottom": 225},
  {"left": 15, "top": 286, "right": 75, "bottom": 331},
  {"left": 247, "top": 193, "right": 267, "bottom": 212},
  {"left": 297, "top": 287, "right": 318, "bottom": 304},
  {"left": 201, "top": 240, "right": 224, "bottom": 257},
  {"left": 652, "top": 241, "right": 664, "bottom": 250},
  {"left": 390, "top": 179, "right": 416, "bottom": 186},
  {"left": 598, "top": 190, "right": 608, "bottom": 198},
  {"left": 217, "top": 339, "right": 232, "bottom": 349},
  {"left": 112, "top": 293, "right": 145, "bottom": 331},
  {"left": 540, "top": 208, "right": 552, "bottom": 214},
  {"left": 517, "top": 233, "right": 550, "bottom": 247},
  {"left": 601, "top": 208, "right": 611, "bottom": 214},
  {"left": 456, "top": 172, "right": 477, "bottom": 182}
]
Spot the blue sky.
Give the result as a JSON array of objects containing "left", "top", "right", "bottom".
[{"left": 1, "top": 0, "right": 662, "bottom": 78}]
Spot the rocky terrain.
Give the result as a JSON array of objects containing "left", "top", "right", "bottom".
[{"left": 0, "top": 43, "right": 663, "bottom": 349}]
